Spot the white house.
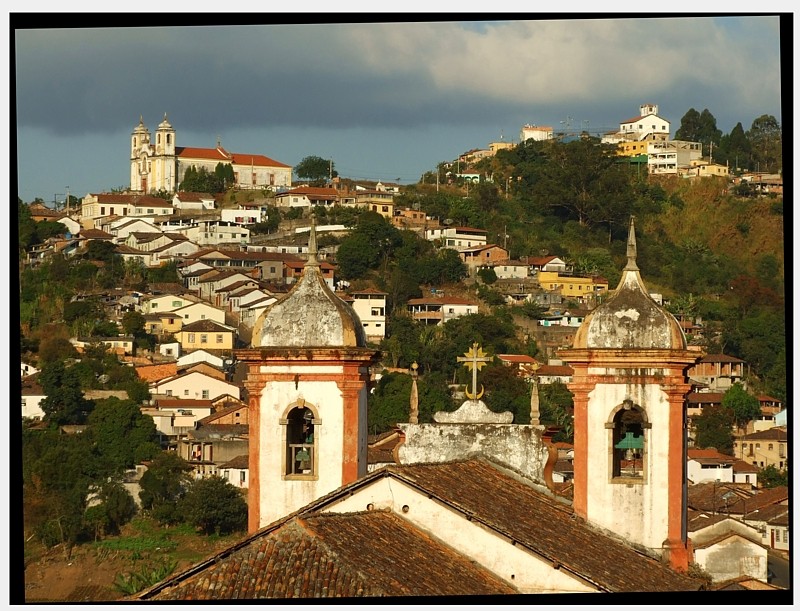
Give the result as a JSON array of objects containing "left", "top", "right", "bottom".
[
  {"left": 172, "top": 301, "right": 227, "bottom": 326},
  {"left": 344, "top": 289, "right": 387, "bottom": 342},
  {"left": 220, "top": 208, "right": 262, "bottom": 225},
  {"left": 80, "top": 193, "right": 174, "bottom": 229},
  {"left": 109, "top": 218, "right": 162, "bottom": 241},
  {"left": 151, "top": 370, "right": 240, "bottom": 401},
  {"left": 603, "top": 103, "right": 671, "bottom": 144},
  {"left": 22, "top": 375, "right": 46, "bottom": 420},
  {"left": 141, "top": 293, "right": 201, "bottom": 315},
  {"left": 687, "top": 448, "right": 735, "bottom": 484},
  {"left": 425, "top": 226, "right": 487, "bottom": 250},
  {"left": 21, "top": 362, "right": 39, "bottom": 378},
  {"left": 173, "top": 192, "right": 217, "bottom": 210},
  {"left": 687, "top": 512, "right": 768, "bottom": 584},
  {"left": 407, "top": 296, "right": 479, "bottom": 325},
  {"left": 648, "top": 140, "right": 703, "bottom": 175},
  {"left": 176, "top": 349, "right": 226, "bottom": 370},
  {"left": 55, "top": 216, "right": 81, "bottom": 235},
  {"left": 218, "top": 455, "right": 249, "bottom": 489},
  {"left": 159, "top": 342, "right": 181, "bottom": 359},
  {"left": 491, "top": 261, "right": 530, "bottom": 280},
  {"left": 180, "top": 220, "right": 251, "bottom": 246}
]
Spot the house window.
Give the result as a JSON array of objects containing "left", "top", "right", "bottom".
[
  {"left": 240, "top": 471, "right": 246, "bottom": 484},
  {"left": 216, "top": 334, "right": 223, "bottom": 343},
  {"left": 188, "top": 333, "right": 195, "bottom": 342},
  {"left": 769, "top": 444, "right": 774, "bottom": 451},
  {"left": 783, "top": 530, "right": 788, "bottom": 543},
  {"left": 147, "top": 209, "right": 154, "bottom": 214},
  {"left": 200, "top": 334, "right": 208, "bottom": 343},
  {"left": 371, "top": 307, "right": 385, "bottom": 316},
  {"left": 184, "top": 389, "right": 189, "bottom": 396},
  {"left": 201, "top": 314, "right": 206, "bottom": 319},
  {"left": 166, "top": 390, "right": 172, "bottom": 396},
  {"left": 610, "top": 401, "right": 648, "bottom": 480},
  {"left": 779, "top": 444, "right": 785, "bottom": 457},
  {"left": 101, "top": 207, "right": 106, "bottom": 215},
  {"left": 284, "top": 404, "right": 317, "bottom": 478},
  {"left": 202, "top": 390, "right": 209, "bottom": 399},
  {"left": 172, "top": 300, "right": 181, "bottom": 307},
  {"left": 169, "top": 318, "right": 175, "bottom": 325}
]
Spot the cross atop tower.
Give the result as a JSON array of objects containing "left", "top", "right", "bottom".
[{"left": 457, "top": 342, "right": 492, "bottom": 400}]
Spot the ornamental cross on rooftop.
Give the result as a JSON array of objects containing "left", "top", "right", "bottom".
[{"left": 457, "top": 342, "right": 492, "bottom": 400}]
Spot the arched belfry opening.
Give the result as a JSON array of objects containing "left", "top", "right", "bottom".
[
  {"left": 282, "top": 403, "right": 319, "bottom": 478},
  {"left": 608, "top": 400, "right": 650, "bottom": 480}
]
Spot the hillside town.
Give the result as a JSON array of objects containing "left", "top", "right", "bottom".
[{"left": 19, "top": 106, "right": 787, "bottom": 601}]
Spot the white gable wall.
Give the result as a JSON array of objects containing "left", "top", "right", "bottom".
[{"left": 326, "top": 478, "right": 597, "bottom": 594}]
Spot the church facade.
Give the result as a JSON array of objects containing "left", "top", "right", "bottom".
[{"left": 130, "top": 115, "right": 292, "bottom": 194}]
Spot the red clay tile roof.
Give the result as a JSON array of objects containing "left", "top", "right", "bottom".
[
  {"left": 180, "top": 319, "right": 233, "bottom": 333},
  {"left": 89, "top": 193, "right": 173, "bottom": 206},
  {"left": 136, "top": 363, "right": 178, "bottom": 383},
  {"left": 737, "top": 428, "right": 787, "bottom": 441},
  {"left": 217, "top": 454, "right": 249, "bottom": 470},
  {"left": 382, "top": 460, "right": 700, "bottom": 592},
  {"left": 697, "top": 354, "right": 745, "bottom": 363},
  {"left": 536, "top": 364, "right": 574, "bottom": 376},
  {"left": 497, "top": 354, "right": 538, "bottom": 364},
  {"left": 157, "top": 399, "right": 215, "bottom": 409},
  {"left": 176, "top": 146, "right": 290, "bottom": 168},
  {"left": 140, "top": 510, "right": 517, "bottom": 600}
]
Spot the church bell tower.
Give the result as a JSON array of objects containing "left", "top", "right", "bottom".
[
  {"left": 235, "top": 220, "right": 380, "bottom": 531},
  {"left": 560, "top": 218, "right": 698, "bottom": 572}
]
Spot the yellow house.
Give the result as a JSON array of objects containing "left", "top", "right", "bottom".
[
  {"left": 178, "top": 319, "right": 236, "bottom": 352},
  {"left": 536, "top": 271, "right": 609, "bottom": 299},
  {"left": 616, "top": 141, "right": 651, "bottom": 157}
]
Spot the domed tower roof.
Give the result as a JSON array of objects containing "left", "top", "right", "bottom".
[
  {"left": 572, "top": 217, "right": 686, "bottom": 350},
  {"left": 133, "top": 115, "right": 149, "bottom": 133},
  {"left": 157, "top": 113, "right": 172, "bottom": 130},
  {"left": 253, "top": 219, "right": 367, "bottom": 348}
]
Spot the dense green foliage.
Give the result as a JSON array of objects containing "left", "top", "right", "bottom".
[
  {"left": 138, "top": 453, "right": 193, "bottom": 526},
  {"left": 179, "top": 163, "right": 235, "bottom": 193},
  {"left": 179, "top": 476, "right": 248, "bottom": 535},
  {"left": 87, "top": 398, "right": 160, "bottom": 474},
  {"left": 758, "top": 465, "right": 788, "bottom": 489},
  {"left": 721, "top": 383, "right": 762, "bottom": 433},
  {"left": 368, "top": 370, "right": 455, "bottom": 433},
  {"left": 294, "top": 155, "right": 337, "bottom": 185},
  {"left": 693, "top": 405, "right": 735, "bottom": 454}
]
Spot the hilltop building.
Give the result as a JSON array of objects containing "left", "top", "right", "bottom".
[{"left": 129, "top": 115, "right": 292, "bottom": 194}]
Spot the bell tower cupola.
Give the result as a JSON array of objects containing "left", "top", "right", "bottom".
[{"left": 560, "top": 217, "right": 698, "bottom": 572}]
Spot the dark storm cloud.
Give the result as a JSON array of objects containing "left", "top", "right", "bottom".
[{"left": 15, "top": 24, "right": 533, "bottom": 137}]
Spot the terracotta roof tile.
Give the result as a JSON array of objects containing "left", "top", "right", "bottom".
[
  {"left": 136, "top": 363, "right": 178, "bottom": 383},
  {"left": 140, "top": 511, "right": 517, "bottom": 600}
]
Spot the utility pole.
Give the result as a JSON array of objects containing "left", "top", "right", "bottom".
[{"left": 65, "top": 186, "right": 70, "bottom": 216}]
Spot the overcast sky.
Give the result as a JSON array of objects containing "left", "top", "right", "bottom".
[{"left": 13, "top": 16, "right": 785, "bottom": 205}]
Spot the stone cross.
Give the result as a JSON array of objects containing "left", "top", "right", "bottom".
[{"left": 457, "top": 342, "right": 492, "bottom": 400}]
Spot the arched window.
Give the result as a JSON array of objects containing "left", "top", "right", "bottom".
[
  {"left": 283, "top": 403, "right": 318, "bottom": 478},
  {"left": 608, "top": 400, "right": 649, "bottom": 480}
]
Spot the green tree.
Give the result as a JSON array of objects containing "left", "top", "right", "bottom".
[
  {"left": 747, "top": 114, "right": 782, "bottom": 173},
  {"left": 87, "top": 397, "right": 160, "bottom": 474},
  {"left": 758, "top": 464, "right": 788, "bottom": 489},
  {"left": 121, "top": 310, "right": 146, "bottom": 337},
  {"left": 179, "top": 476, "right": 248, "bottom": 535},
  {"left": 294, "top": 155, "right": 337, "bottom": 186},
  {"left": 39, "top": 361, "right": 94, "bottom": 425},
  {"left": 675, "top": 108, "right": 703, "bottom": 142},
  {"left": 84, "top": 480, "right": 138, "bottom": 539},
  {"left": 722, "top": 383, "right": 761, "bottom": 434},
  {"left": 84, "top": 240, "right": 118, "bottom": 264},
  {"left": 37, "top": 336, "right": 79, "bottom": 364},
  {"left": 693, "top": 404, "right": 735, "bottom": 454},
  {"left": 214, "top": 162, "right": 236, "bottom": 191},
  {"left": 529, "top": 138, "right": 635, "bottom": 230},
  {"left": 538, "top": 381, "right": 574, "bottom": 442},
  {"left": 477, "top": 266, "right": 498, "bottom": 285},
  {"left": 482, "top": 364, "right": 531, "bottom": 423},
  {"left": 717, "top": 122, "right": 752, "bottom": 172},
  {"left": 138, "top": 452, "right": 192, "bottom": 525}
]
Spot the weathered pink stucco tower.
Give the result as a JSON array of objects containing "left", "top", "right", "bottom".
[
  {"left": 236, "top": 222, "right": 380, "bottom": 532},
  {"left": 560, "top": 217, "right": 698, "bottom": 572}
]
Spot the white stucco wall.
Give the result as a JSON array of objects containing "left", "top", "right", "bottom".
[
  {"left": 584, "top": 380, "right": 673, "bottom": 553},
  {"left": 397, "top": 423, "right": 549, "bottom": 485},
  {"left": 687, "top": 461, "right": 733, "bottom": 484},
  {"left": 326, "top": 478, "right": 596, "bottom": 594},
  {"left": 22, "top": 395, "right": 46, "bottom": 420},
  {"left": 693, "top": 536, "right": 767, "bottom": 583},
  {"left": 256, "top": 365, "right": 369, "bottom": 527}
]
